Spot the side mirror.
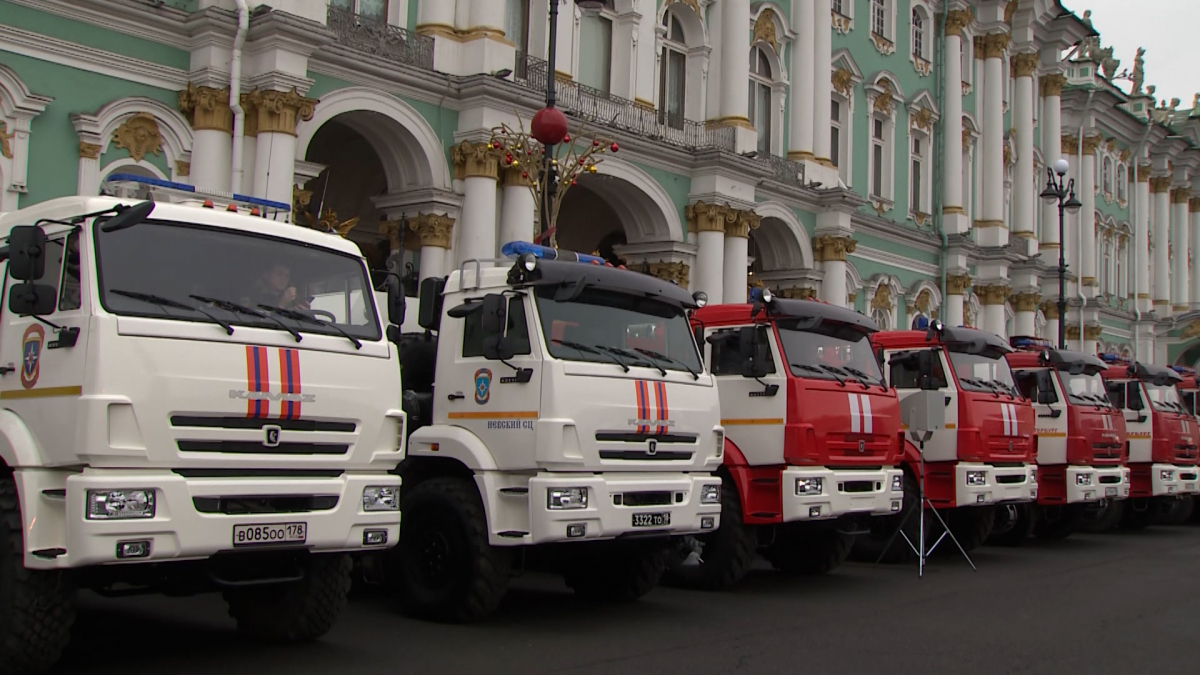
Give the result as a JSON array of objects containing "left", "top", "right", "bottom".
[
  {"left": 385, "top": 275, "right": 406, "bottom": 326},
  {"left": 1037, "top": 390, "right": 1056, "bottom": 405},
  {"left": 8, "top": 283, "right": 56, "bottom": 315},
  {"left": 417, "top": 277, "right": 445, "bottom": 331},
  {"left": 480, "top": 294, "right": 514, "bottom": 361},
  {"left": 98, "top": 200, "right": 154, "bottom": 233},
  {"left": 917, "top": 350, "right": 939, "bottom": 390},
  {"left": 8, "top": 226, "right": 47, "bottom": 281},
  {"left": 737, "top": 326, "right": 772, "bottom": 379}
]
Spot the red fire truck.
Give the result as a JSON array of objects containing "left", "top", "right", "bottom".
[
  {"left": 670, "top": 291, "right": 904, "bottom": 589},
  {"left": 1097, "top": 355, "right": 1199, "bottom": 529},
  {"left": 856, "top": 322, "right": 1037, "bottom": 561},
  {"left": 995, "top": 338, "right": 1129, "bottom": 543}
]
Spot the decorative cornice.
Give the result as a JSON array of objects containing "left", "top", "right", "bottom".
[{"left": 0, "top": 23, "right": 188, "bottom": 92}]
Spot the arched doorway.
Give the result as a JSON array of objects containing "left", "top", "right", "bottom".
[{"left": 748, "top": 203, "right": 816, "bottom": 298}]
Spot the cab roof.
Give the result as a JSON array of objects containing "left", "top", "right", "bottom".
[
  {"left": 1007, "top": 348, "right": 1107, "bottom": 374},
  {"left": 1101, "top": 360, "right": 1184, "bottom": 385},
  {"left": 871, "top": 326, "right": 1013, "bottom": 354},
  {"left": 692, "top": 297, "right": 878, "bottom": 331},
  {"left": 446, "top": 257, "right": 698, "bottom": 309}
]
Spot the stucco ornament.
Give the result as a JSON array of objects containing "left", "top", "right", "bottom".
[{"left": 112, "top": 112, "right": 163, "bottom": 162}]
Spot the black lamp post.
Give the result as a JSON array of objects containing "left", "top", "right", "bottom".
[{"left": 1040, "top": 157, "right": 1083, "bottom": 349}]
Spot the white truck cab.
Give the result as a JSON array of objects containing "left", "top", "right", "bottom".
[
  {"left": 0, "top": 175, "right": 405, "bottom": 672},
  {"left": 389, "top": 243, "right": 722, "bottom": 622}
]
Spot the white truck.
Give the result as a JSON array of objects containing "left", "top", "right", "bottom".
[
  {"left": 0, "top": 175, "right": 405, "bottom": 673},
  {"left": 387, "top": 242, "right": 723, "bottom": 622}
]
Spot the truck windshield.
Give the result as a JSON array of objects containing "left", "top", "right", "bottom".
[
  {"left": 1144, "top": 382, "right": 1186, "bottom": 414},
  {"left": 949, "top": 351, "right": 1017, "bottom": 395},
  {"left": 534, "top": 287, "right": 702, "bottom": 375},
  {"left": 774, "top": 320, "right": 882, "bottom": 384},
  {"left": 1061, "top": 372, "right": 1112, "bottom": 406},
  {"left": 94, "top": 220, "right": 381, "bottom": 341}
]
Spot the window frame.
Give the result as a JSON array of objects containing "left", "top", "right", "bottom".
[{"left": 658, "top": 10, "right": 688, "bottom": 130}]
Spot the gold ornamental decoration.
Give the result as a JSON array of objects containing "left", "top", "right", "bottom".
[
  {"left": 912, "top": 107, "right": 934, "bottom": 132},
  {"left": 646, "top": 261, "right": 690, "bottom": 288},
  {"left": 410, "top": 213, "right": 456, "bottom": 249},
  {"left": 753, "top": 9, "right": 779, "bottom": 54},
  {"left": 245, "top": 88, "right": 318, "bottom": 137},
  {"left": 1011, "top": 53, "right": 1040, "bottom": 78},
  {"left": 112, "top": 112, "right": 163, "bottom": 162},
  {"left": 178, "top": 83, "right": 232, "bottom": 133},
  {"left": 1040, "top": 74, "right": 1067, "bottom": 97},
  {"left": 871, "top": 285, "right": 893, "bottom": 311},
  {"left": 780, "top": 287, "right": 817, "bottom": 300},
  {"left": 0, "top": 121, "right": 12, "bottom": 159},
  {"left": 945, "top": 8, "right": 973, "bottom": 37},
  {"left": 832, "top": 68, "right": 854, "bottom": 96},
  {"left": 78, "top": 142, "right": 101, "bottom": 159},
  {"left": 813, "top": 235, "right": 857, "bottom": 262},
  {"left": 946, "top": 273, "right": 972, "bottom": 296}
]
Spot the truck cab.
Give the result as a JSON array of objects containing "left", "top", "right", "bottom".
[
  {"left": 0, "top": 175, "right": 405, "bottom": 671},
  {"left": 860, "top": 323, "right": 1036, "bottom": 559},
  {"left": 674, "top": 290, "right": 903, "bottom": 589},
  {"left": 1101, "top": 355, "right": 1199, "bottom": 528},
  {"left": 1002, "top": 338, "right": 1129, "bottom": 542},
  {"left": 390, "top": 243, "right": 722, "bottom": 622}
]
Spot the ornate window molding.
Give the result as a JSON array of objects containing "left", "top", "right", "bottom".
[
  {"left": 0, "top": 64, "right": 52, "bottom": 212},
  {"left": 70, "top": 97, "right": 193, "bottom": 195}
]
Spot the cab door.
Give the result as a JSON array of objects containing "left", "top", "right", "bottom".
[
  {"left": 884, "top": 347, "right": 958, "bottom": 462},
  {"left": 0, "top": 229, "right": 92, "bottom": 466},
  {"left": 704, "top": 325, "right": 786, "bottom": 465},
  {"left": 1114, "top": 380, "right": 1152, "bottom": 463},
  {"left": 1029, "top": 369, "right": 1068, "bottom": 464}
]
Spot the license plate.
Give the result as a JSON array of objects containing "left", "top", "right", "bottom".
[
  {"left": 1187, "top": 484, "right": 1197, "bottom": 492},
  {"left": 233, "top": 522, "right": 307, "bottom": 547},
  {"left": 632, "top": 512, "right": 670, "bottom": 528},
  {"left": 1105, "top": 487, "right": 1118, "bottom": 497}
]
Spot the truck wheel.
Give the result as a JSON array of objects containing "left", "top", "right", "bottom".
[
  {"left": 764, "top": 527, "right": 853, "bottom": 576},
  {"left": 0, "top": 473, "right": 75, "bottom": 674},
  {"left": 987, "top": 503, "right": 1036, "bottom": 547},
  {"left": 1157, "top": 497, "right": 1194, "bottom": 525},
  {"left": 224, "top": 553, "right": 351, "bottom": 642},
  {"left": 944, "top": 505, "right": 995, "bottom": 552},
  {"left": 1120, "top": 498, "right": 1157, "bottom": 530},
  {"left": 662, "top": 479, "right": 755, "bottom": 591},
  {"left": 850, "top": 473, "right": 926, "bottom": 564},
  {"left": 563, "top": 542, "right": 667, "bottom": 601},
  {"left": 1078, "top": 499, "right": 1124, "bottom": 533},
  {"left": 1033, "top": 504, "right": 1083, "bottom": 540},
  {"left": 390, "top": 477, "right": 511, "bottom": 623}
]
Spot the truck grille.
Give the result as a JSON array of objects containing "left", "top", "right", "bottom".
[
  {"left": 172, "top": 415, "right": 356, "bottom": 456},
  {"left": 177, "top": 441, "right": 349, "bottom": 455},
  {"left": 595, "top": 432, "right": 697, "bottom": 443},
  {"left": 614, "top": 491, "right": 673, "bottom": 506},
  {"left": 171, "top": 415, "right": 355, "bottom": 432},
  {"left": 193, "top": 495, "right": 339, "bottom": 514},
  {"left": 598, "top": 450, "right": 693, "bottom": 461}
]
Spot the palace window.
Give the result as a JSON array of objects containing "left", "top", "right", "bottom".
[
  {"left": 505, "top": 0, "right": 530, "bottom": 57},
  {"left": 579, "top": 7, "right": 614, "bottom": 94},
  {"left": 330, "top": 0, "right": 387, "bottom": 22},
  {"left": 748, "top": 46, "right": 774, "bottom": 156},
  {"left": 659, "top": 12, "right": 688, "bottom": 130},
  {"left": 869, "top": 116, "right": 894, "bottom": 200},
  {"left": 832, "top": 0, "right": 845, "bottom": 15},
  {"left": 1102, "top": 156, "right": 1113, "bottom": 195},
  {"left": 910, "top": 133, "right": 929, "bottom": 215},
  {"left": 830, "top": 100, "right": 842, "bottom": 169},
  {"left": 871, "top": 0, "right": 888, "bottom": 38},
  {"left": 911, "top": 8, "right": 926, "bottom": 59},
  {"left": 1117, "top": 164, "right": 1127, "bottom": 201}
]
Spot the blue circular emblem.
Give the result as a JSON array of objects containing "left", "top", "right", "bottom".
[{"left": 474, "top": 368, "right": 492, "bottom": 405}]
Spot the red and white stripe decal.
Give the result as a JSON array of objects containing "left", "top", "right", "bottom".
[
  {"left": 243, "top": 346, "right": 303, "bottom": 420},
  {"left": 279, "top": 348, "right": 301, "bottom": 420},
  {"left": 654, "top": 381, "right": 669, "bottom": 435},
  {"left": 635, "top": 380, "right": 650, "bottom": 434},
  {"left": 245, "top": 345, "right": 269, "bottom": 418},
  {"left": 633, "top": 380, "right": 669, "bottom": 434},
  {"left": 848, "top": 393, "right": 874, "bottom": 433},
  {"left": 1000, "top": 403, "right": 1019, "bottom": 436}
]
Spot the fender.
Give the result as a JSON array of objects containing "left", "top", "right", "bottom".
[
  {"left": 722, "top": 436, "right": 749, "bottom": 467},
  {"left": 408, "top": 424, "right": 500, "bottom": 471},
  {"left": 721, "top": 437, "right": 783, "bottom": 525},
  {"left": 901, "top": 438, "right": 922, "bottom": 465},
  {"left": 0, "top": 408, "right": 47, "bottom": 469}
]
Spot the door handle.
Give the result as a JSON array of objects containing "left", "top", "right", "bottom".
[
  {"left": 0, "top": 364, "right": 12, "bottom": 375},
  {"left": 447, "top": 393, "right": 465, "bottom": 401}
]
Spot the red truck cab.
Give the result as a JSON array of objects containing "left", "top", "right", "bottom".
[
  {"left": 1175, "top": 366, "right": 1199, "bottom": 418},
  {"left": 1001, "top": 338, "right": 1129, "bottom": 542},
  {"left": 1100, "top": 355, "right": 1200, "bottom": 528},
  {"left": 859, "top": 323, "right": 1037, "bottom": 560},
  {"left": 670, "top": 291, "right": 903, "bottom": 589}
]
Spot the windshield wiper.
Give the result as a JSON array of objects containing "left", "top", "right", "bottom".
[
  {"left": 819, "top": 364, "right": 848, "bottom": 387},
  {"left": 604, "top": 346, "right": 665, "bottom": 376},
  {"left": 551, "top": 339, "right": 629, "bottom": 372},
  {"left": 189, "top": 294, "right": 301, "bottom": 343},
  {"left": 984, "top": 379, "right": 1017, "bottom": 399},
  {"left": 258, "top": 304, "right": 362, "bottom": 350},
  {"left": 110, "top": 289, "right": 234, "bottom": 335},
  {"left": 960, "top": 377, "right": 1000, "bottom": 397},
  {"left": 842, "top": 366, "right": 883, "bottom": 391},
  {"left": 631, "top": 347, "right": 698, "bottom": 380},
  {"left": 790, "top": 363, "right": 825, "bottom": 376}
]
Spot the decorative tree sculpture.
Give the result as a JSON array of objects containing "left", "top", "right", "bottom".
[{"left": 488, "top": 112, "right": 618, "bottom": 248}]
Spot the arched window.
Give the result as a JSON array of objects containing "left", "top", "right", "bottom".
[
  {"left": 1103, "top": 156, "right": 1113, "bottom": 194},
  {"left": 872, "top": 308, "right": 892, "bottom": 330},
  {"left": 659, "top": 11, "right": 687, "bottom": 130},
  {"left": 748, "top": 46, "right": 773, "bottom": 155},
  {"left": 911, "top": 8, "right": 926, "bottom": 59},
  {"left": 1117, "top": 164, "right": 1127, "bottom": 201}
]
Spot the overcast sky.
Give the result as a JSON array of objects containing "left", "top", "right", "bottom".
[{"left": 1065, "top": 0, "right": 1198, "bottom": 107}]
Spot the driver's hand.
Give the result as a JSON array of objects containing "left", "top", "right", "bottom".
[{"left": 281, "top": 287, "right": 298, "bottom": 306}]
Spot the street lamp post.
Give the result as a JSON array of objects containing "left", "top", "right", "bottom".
[{"left": 1040, "top": 157, "right": 1083, "bottom": 349}]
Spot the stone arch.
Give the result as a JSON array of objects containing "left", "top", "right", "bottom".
[
  {"left": 751, "top": 3, "right": 792, "bottom": 80},
  {"left": 867, "top": 70, "right": 907, "bottom": 100},
  {"left": 70, "top": 97, "right": 191, "bottom": 194},
  {"left": 0, "top": 64, "right": 52, "bottom": 212},
  {"left": 846, "top": 260, "right": 864, "bottom": 305},
  {"left": 295, "top": 87, "right": 451, "bottom": 192},
  {"left": 867, "top": 274, "right": 904, "bottom": 330},
  {"left": 657, "top": 0, "right": 709, "bottom": 48},
  {"left": 752, "top": 202, "right": 813, "bottom": 270},
  {"left": 99, "top": 158, "right": 168, "bottom": 183},
  {"left": 906, "top": 278, "right": 942, "bottom": 322}
]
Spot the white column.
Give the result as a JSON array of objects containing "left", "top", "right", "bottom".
[
  {"left": 1040, "top": 74, "right": 1065, "bottom": 250},
  {"left": 240, "top": 134, "right": 257, "bottom": 195},
  {"left": 452, "top": 141, "right": 500, "bottom": 266},
  {"left": 811, "top": 0, "right": 833, "bottom": 164},
  {"left": 1012, "top": 53, "right": 1038, "bottom": 241},
  {"left": 1153, "top": 177, "right": 1171, "bottom": 311},
  {"left": 499, "top": 169, "right": 536, "bottom": 246},
  {"left": 983, "top": 304, "right": 1007, "bottom": 339},
  {"left": 718, "top": 0, "right": 751, "bottom": 124},
  {"left": 687, "top": 202, "right": 727, "bottom": 304},
  {"left": 411, "top": 214, "right": 455, "bottom": 281},
  {"left": 1136, "top": 167, "right": 1151, "bottom": 312},
  {"left": 1079, "top": 136, "right": 1098, "bottom": 292},
  {"left": 979, "top": 33, "right": 1009, "bottom": 246},
  {"left": 942, "top": 11, "right": 969, "bottom": 224},
  {"left": 815, "top": 235, "right": 853, "bottom": 308},
  {"left": 245, "top": 89, "right": 314, "bottom": 206},
  {"left": 723, "top": 233, "right": 750, "bottom": 304},
  {"left": 788, "top": 0, "right": 816, "bottom": 160},
  {"left": 1173, "top": 188, "right": 1190, "bottom": 312},
  {"left": 633, "top": 6, "right": 658, "bottom": 105},
  {"left": 945, "top": 275, "right": 969, "bottom": 327},
  {"left": 1013, "top": 294, "right": 1037, "bottom": 337},
  {"left": 1191, "top": 199, "right": 1200, "bottom": 309},
  {"left": 418, "top": 0, "right": 456, "bottom": 28}
]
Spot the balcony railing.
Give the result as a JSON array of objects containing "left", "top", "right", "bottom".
[
  {"left": 513, "top": 52, "right": 736, "bottom": 152},
  {"left": 326, "top": 7, "right": 434, "bottom": 70}
]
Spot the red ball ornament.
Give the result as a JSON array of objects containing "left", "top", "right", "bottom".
[
  {"left": 492, "top": 141, "right": 501, "bottom": 149},
  {"left": 563, "top": 135, "right": 571, "bottom": 143},
  {"left": 593, "top": 140, "right": 600, "bottom": 147},
  {"left": 531, "top": 106, "right": 569, "bottom": 145},
  {"left": 611, "top": 142, "right": 619, "bottom": 152},
  {"left": 571, "top": 180, "right": 578, "bottom": 186},
  {"left": 521, "top": 171, "right": 529, "bottom": 178}
]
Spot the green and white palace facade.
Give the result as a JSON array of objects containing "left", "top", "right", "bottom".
[{"left": 4, "top": 0, "right": 1200, "bottom": 365}]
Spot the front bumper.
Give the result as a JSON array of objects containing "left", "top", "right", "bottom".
[
  {"left": 1151, "top": 463, "right": 1189, "bottom": 497},
  {"left": 780, "top": 467, "right": 904, "bottom": 522},
  {"left": 489, "top": 472, "right": 721, "bottom": 546},
  {"left": 955, "top": 462, "right": 1037, "bottom": 507},
  {"left": 1066, "top": 466, "right": 1130, "bottom": 503},
  {"left": 16, "top": 468, "right": 401, "bottom": 570}
]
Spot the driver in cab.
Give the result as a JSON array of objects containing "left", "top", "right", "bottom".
[{"left": 244, "top": 262, "right": 310, "bottom": 312}]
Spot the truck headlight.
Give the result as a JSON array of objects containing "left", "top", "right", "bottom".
[
  {"left": 965, "top": 471, "right": 987, "bottom": 487},
  {"left": 1075, "top": 474, "right": 1093, "bottom": 486},
  {"left": 891, "top": 475, "right": 903, "bottom": 492},
  {"left": 87, "top": 490, "right": 155, "bottom": 520},
  {"left": 362, "top": 486, "right": 400, "bottom": 512},
  {"left": 795, "top": 477, "right": 823, "bottom": 496},
  {"left": 1160, "top": 469, "right": 1175, "bottom": 481},
  {"left": 700, "top": 484, "right": 721, "bottom": 504},
  {"left": 548, "top": 487, "right": 588, "bottom": 510},
  {"left": 714, "top": 430, "right": 724, "bottom": 459}
]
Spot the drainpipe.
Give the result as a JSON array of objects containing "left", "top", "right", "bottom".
[
  {"left": 1132, "top": 117, "right": 1153, "bottom": 360},
  {"left": 229, "top": 0, "right": 249, "bottom": 194},
  {"left": 1076, "top": 90, "right": 1096, "bottom": 350}
]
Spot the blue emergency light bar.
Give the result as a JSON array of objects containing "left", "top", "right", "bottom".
[
  {"left": 1099, "top": 353, "right": 1129, "bottom": 363},
  {"left": 501, "top": 241, "right": 607, "bottom": 265},
  {"left": 1171, "top": 365, "right": 1196, "bottom": 375},
  {"left": 1010, "top": 336, "right": 1052, "bottom": 349},
  {"left": 102, "top": 173, "right": 292, "bottom": 212}
]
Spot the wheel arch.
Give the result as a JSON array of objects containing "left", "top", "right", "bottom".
[{"left": 0, "top": 410, "right": 45, "bottom": 469}]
